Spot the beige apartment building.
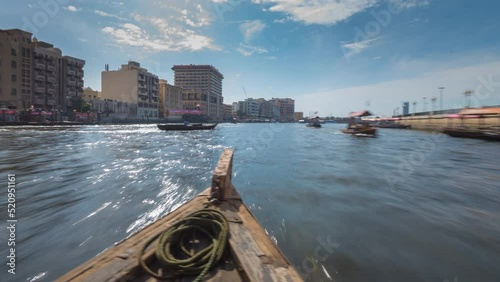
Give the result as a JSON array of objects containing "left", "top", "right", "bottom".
[
  {"left": 102, "top": 61, "right": 159, "bottom": 119},
  {"left": 32, "top": 39, "right": 61, "bottom": 110},
  {"left": 0, "top": 29, "right": 33, "bottom": 110},
  {"left": 83, "top": 87, "right": 101, "bottom": 100},
  {"left": 158, "top": 79, "right": 183, "bottom": 118},
  {"left": 172, "top": 64, "right": 224, "bottom": 121},
  {"left": 256, "top": 98, "right": 273, "bottom": 119},
  {"left": 223, "top": 103, "right": 233, "bottom": 120},
  {"left": 63, "top": 56, "right": 85, "bottom": 111},
  {"left": 0, "top": 29, "right": 85, "bottom": 113},
  {"left": 270, "top": 98, "right": 295, "bottom": 122}
]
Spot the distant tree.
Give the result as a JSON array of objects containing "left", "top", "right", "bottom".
[{"left": 71, "top": 96, "right": 91, "bottom": 112}]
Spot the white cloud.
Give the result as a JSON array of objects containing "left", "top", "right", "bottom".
[
  {"left": 94, "top": 10, "right": 126, "bottom": 20},
  {"left": 65, "top": 6, "right": 79, "bottom": 12},
  {"left": 388, "top": 0, "right": 430, "bottom": 10},
  {"left": 103, "top": 16, "right": 220, "bottom": 52},
  {"left": 236, "top": 43, "right": 268, "bottom": 56},
  {"left": 251, "top": 0, "right": 377, "bottom": 25},
  {"left": 342, "top": 36, "right": 382, "bottom": 58},
  {"left": 239, "top": 20, "right": 266, "bottom": 42},
  {"left": 252, "top": 0, "right": 429, "bottom": 25}
]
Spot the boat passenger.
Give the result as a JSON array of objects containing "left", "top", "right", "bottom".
[{"left": 183, "top": 121, "right": 189, "bottom": 126}]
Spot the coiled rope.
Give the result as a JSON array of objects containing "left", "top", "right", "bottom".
[{"left": 139, "top": 209, "right": 229, "bottom": 281}]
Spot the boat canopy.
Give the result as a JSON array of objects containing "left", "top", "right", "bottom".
[{"left": 349, "top": 110, "right": 373, "bottom": 117}]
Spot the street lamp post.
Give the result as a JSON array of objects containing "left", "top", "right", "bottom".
[
  {"left": 463, "top": 90, "right": 473, "bottom": 108},
  {"left": 438, "top": 87, "right": 445, "bottom": 112},
  {"left": 422, "top": 97, "right": 427, "bottom": 112},
  {"left": 431, "top": 97, "right": 437, "bottom": 115},
  {"left": 412, "top": 101, "right": 417, "bottom": 116}
]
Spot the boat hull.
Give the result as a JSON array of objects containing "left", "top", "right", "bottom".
[
  {"left": 157, "top": 123, "right": 218, "bottom": 131},
  {"left": 443, "top": 128, "right": 500, "bottom": 141},
  {"left": 306, "top": 123, "right": 321, "bottom": 128},
  {"left": 57, "top": 149, "right": 303, "bottom": 282},
  {"left": 341, "top": 127, "right": 377, "bottom": 135}
]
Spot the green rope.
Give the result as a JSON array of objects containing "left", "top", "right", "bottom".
[{"left": 139, "top": 209, "right": 229, "bottom": 281}]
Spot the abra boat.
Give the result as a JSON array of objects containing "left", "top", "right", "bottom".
[
  {"left": 157, "top": 123, "right": 218, "bottom": 131},
  {"left": 443, "top": 127, "right": 500, "bottom": 141},
  {"left": 57, "top": 149, "right": 303, "bottom": 282},
  {"left": 342, "top": 110, "right": 377, "bottom": 136},
  {"left": 306, "top": 117, "right": 322, "bottom": 128}
]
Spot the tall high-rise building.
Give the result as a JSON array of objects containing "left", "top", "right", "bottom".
[
  {"left": 0, "top": 29, "right": 33, "bottom": 110},
  {"left": 172, "top": 64, "right": 224, "bottom": 121},
  {"left": 102, "top": 61, "right": 159, "bottom": 119}
]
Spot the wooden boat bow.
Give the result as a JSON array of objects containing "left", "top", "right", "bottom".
[{"left": 57, "top": 148, "right": 303, "bottom": 281}]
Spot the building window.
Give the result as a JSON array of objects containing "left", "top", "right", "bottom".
[
  {"left": 21, "top": 47, "right": 26, "bottom": 57},
  {"left": 11, "top": 88, "right": 17, "bottom": 96},
  {"left": 11, "top": 61, "right": 16, "bottom": 68},
  {"left": 11, "top": 75, "right": 17, "bottom": 82},
  {"left": 27, "top": 49, "right": 31, "bottom": 57},
  {"left": 11, "top": 49, "right": 16, "bottom": 56}
]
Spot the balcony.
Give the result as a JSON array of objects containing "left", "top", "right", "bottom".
[
  {"left": 67, "top": 79, "right": 76, "bottom": 86},
  {"left": 138, "top": 75, "right": 145, "bottom": 82},
  {"left": 35, "top": 72, "right": 45, "bottom": 82},
  {"left": 34, "top": 98, "right": 45, "bottom": 105},
  {"left": 47, "top": 99, "right": 56, "bottom": 106},
  {"left": 68, "top": 90, "right": 76, "bottom": 96},
  {"left": 35, "top": 60, "right": 45, "bottom": 69},
  {"left": 34, "top": 85, "right": 45, "bottom": 93},
  {"left": 67, "top": 69, "right": 76, "bottom": 76},
  {"left": 47, "top": 87, "right": 56, "bottom": 95},
  {"left": 47, "top": 64, "right": 56, "bottom": 72},
  {"left": 77, "top": 80, "right": 83, "bottom": 87},
  {"left": 77, "top": 70, "right": 84, "bottom": 77},
  {"left": 47, "top": 75, "right": 56, "bottom": 83}
]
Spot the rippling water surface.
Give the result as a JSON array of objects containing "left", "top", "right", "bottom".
[{"left": 0, "top": 123, "right": 499, "bottom": 282}]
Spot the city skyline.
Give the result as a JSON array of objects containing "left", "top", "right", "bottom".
[{"left": 1, "top": 0, "right": 499, "bottom": 117}]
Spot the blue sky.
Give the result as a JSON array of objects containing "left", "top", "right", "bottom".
[{"left": 2, "top": 0, "right": 500, "bottom": 116}]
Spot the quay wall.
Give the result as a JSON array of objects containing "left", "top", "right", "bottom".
[{"left": 396, "top": 115, "right": 500, "bottom": 131}]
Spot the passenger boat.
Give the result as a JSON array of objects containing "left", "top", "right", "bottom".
[
  {"left": 306, "top": 117, "right": 322, "bottom": 128},
  {"left": 157, "top": 123, "right": 218, "bottom": 131},
  {"left": 306, "top": 121, "right": 321, "bottom": 128},
  {"left": 57, "top": 149, "right": 303, "bottom": 282},
  {"left": 443, "top": 127, "right": 500, "bottom": 141},
  {"left": 342, "top": 110, "right": 377, "bottom": 136}
]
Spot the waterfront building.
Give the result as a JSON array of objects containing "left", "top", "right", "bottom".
[
  {"left": 242, "top": 98, "right": 259, "bottom": 117},
  {"left": 0, "top": 29, "right": 33, "bottom": 110},
  {"left": 270, "top": 98, "right": 295, "bottom": 121},
  {"left": 83, "top": 87, "right": 101, "bottom": 100},
  {"left": 63, "top": 56, "right": 85, "bottom": 112},
  {"left": 102, "top": 61, "right": 159, "bottom": 119},
  {"left": 91, "top": 99, "right": 137, "bottom": 120},
  {"left": 0, "top": 29, "right": 85, "bottom": 113},
  {"left": 32, "top": 39, "right": 62, "bottom": 111},
  {"left": 255, "top": 98, "right": 273, "bottom": 119},
  {"left": 232, "top": 102, "right": 239, "bottom": 114},
  {"left": 158, "top": 79, "right": 183, "bottom": 119},
  {"left": 223, "top": 104, "right": 233, "bottom": 121},
  {"left": 294, "top": 112, "right": 304, "bottom": 121},
  {"left": 172, "top": 64, "right": 224, "bottom": 121},
  {"left": 402, "top": 101, "right": 410, "bottom": 116}
]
